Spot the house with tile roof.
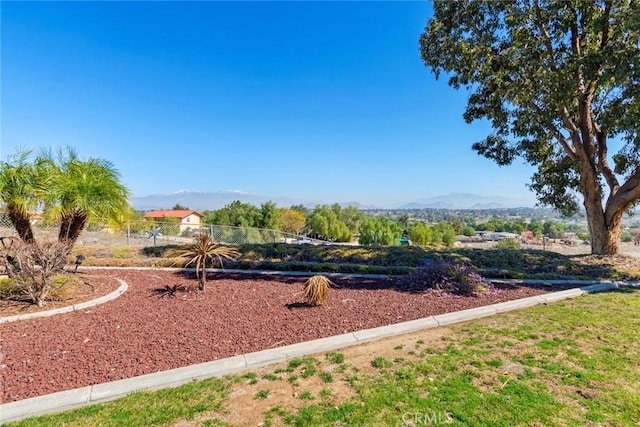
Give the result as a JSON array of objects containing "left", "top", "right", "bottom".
[{"left": 142, "top": 209, "right": 204, "bottom": 234}]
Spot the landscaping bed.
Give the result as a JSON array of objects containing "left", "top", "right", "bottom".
[{"left": 0, "top": 268, "right": 579, "bottom": 403}]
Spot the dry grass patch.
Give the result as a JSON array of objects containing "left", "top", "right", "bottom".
[{"left": 302, "top": 275, "right": 335, "bottom": 306}]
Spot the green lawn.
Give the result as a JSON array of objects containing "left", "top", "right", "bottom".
[{"left": 8, "top": 287, "right": 640, "bottom": 426}]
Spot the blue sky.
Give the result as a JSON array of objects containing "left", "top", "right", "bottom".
[{"left": 1, "top": 1, "right": 538, "bottom": 208}]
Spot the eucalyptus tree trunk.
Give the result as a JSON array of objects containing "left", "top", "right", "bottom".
[{"left": 580, "top": 155, "right": 632, "bottom": 256}]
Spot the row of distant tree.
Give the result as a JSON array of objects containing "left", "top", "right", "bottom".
[{"left": 166, "top": 201, "right": 599, "bottom": 247}]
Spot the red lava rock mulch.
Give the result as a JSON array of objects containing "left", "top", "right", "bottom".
[
  {"left": 0, "top": 272, "right": 120, "bottom": 318},
  {"left": 0, "top": 269, "right": 576, "bottom": 403}
]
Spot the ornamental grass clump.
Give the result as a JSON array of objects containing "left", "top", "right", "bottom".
[
  {"left": 303, "top": 275, "right": 335, "bottom": 306},
  {"left": 398, "top": 260, "right": 489, "bottom": 296}
]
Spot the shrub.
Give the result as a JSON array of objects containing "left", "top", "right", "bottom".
[
  {"left": 5, "top": 240, "right": 72, "bottom": 306},
  {"left": 303, "top": 275, "right": 334, "bottom": 306},
  {"left": 0, "top": 277, "right": 19, "bottom": 298},
  {"left": 397, "top": 260, "right": 489, "bottom": 296},
  {"left": 494, "top": 238, "right": 521, "bottom": 250},
  {"left": 111, "top": 246, "right": 137, "bottom": 259}
]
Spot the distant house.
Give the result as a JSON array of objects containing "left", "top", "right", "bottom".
[
  {"left": 142, "top": 209, "right": 204, "bottom": 233},
  {"left": 521, "top": 230, "right": 534, "bottom": 242},
  {"left": 476, "top": 231, "right": 520, "bottom": 241}
]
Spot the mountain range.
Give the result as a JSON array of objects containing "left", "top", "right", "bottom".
[{"left": 129, "top": 190, "right": 536, "bottom": 212}]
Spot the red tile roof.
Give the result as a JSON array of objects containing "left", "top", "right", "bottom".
[{"left": 142, "top": 210, "right": 204, "bottom": 219}]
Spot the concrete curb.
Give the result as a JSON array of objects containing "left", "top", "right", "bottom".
[
  {"left": 0, "top": 281, "right": 621, "bottom": 424},
  {"left": 0, "top": 279, "right": 128, "bottom": 324}
]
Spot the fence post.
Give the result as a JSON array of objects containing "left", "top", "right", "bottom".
[{"left": 127, "top": 223, "right": 131, "bottom": 246}]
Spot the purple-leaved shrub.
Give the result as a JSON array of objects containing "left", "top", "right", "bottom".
[{"left": 397, "top": 260, "right": 490, "bottom": 296}]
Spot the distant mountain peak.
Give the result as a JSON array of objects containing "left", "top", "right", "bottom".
[
  {"left": 129, "top": 190, "right": 534, "bottom": 211},
  {"left": 398, "top": 193, "right": 534, "bottom": 210}
]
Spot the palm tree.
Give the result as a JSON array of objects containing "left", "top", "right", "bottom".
[
  {"left": 42, "top": 148, "right": 131, "bottom": 246},
  {"left": 179, "top": 233, "right": 240, "bottom": 291},
  {"left": 0, "top": 150, "right": 48, "bottom": 243}
]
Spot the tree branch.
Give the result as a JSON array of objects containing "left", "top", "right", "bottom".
[
  {"left": 554, "top": 130, "right": 578, "bottom": 161},
  {"left": 592, "top": 120, "right": 620, "bottom": 191},
  {"left": 606, "top": 168, "right": 640, "bottom": 220},
  {"left": 599, "top": 0, "right": 612, "bottom": 51},
  {"left": 533, "top": 0, "right": 557, "bottom": 72},
  {"left": 529, "top": 100, "right": 578, "bottom": 160},
  {"left": 560, "top": 106, "right": 584, "bottom": 150}
]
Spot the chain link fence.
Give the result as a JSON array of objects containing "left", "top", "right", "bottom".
[{"left": 0, "top": 215, "right": 314, "bottom": 247}]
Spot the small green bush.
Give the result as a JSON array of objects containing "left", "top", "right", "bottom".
[
  {"left": 494, "top": 238, "right": 521, "bottom": 250},
  {"left": 0, "top": 277, "right": 19, "bottom": 298},
  {"left": 112, "top": 247, "right": 137, "bottom": 259}
]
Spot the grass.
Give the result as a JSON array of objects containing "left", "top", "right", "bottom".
[{"left": 8, "top": 287, "right": 639, "bottom": 426}]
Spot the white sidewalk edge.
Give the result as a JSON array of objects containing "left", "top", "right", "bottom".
[{"left": 0, "top": 279, "right": 128, "bottom": 324}]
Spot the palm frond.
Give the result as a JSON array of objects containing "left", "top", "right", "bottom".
[{"left": 177, "top": 233, "right": 240, "bottom": 290}]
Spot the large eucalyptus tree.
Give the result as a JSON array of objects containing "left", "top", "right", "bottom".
[{"left": 420, "top": 0, "right": 640, "bottom": 255}]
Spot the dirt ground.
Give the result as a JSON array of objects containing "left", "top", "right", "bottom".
[
  {"left": 175, "top": 327, "right": 455, "bottom": 427},
  {"left": 460, "top": 240, "right": 640, "bottom": 259}
]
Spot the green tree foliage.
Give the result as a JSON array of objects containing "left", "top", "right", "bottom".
[
  {"left": 201, "top": 209, "right": 216, "bottom": 225},
  {"left": 409, "top": 222, "right": 432, "bottom": 246},
  {"left": 206, "top": 200, "right": 261, "bottom": 227},
  {"left": 461, "top": 225, "right": 477, "bottom": 237},
  {"left": 398, "top": 213, "right": 411, "bottom": 229},
  {"left": 172, "top": 203, "right": 189, "bottom": 210},
  {"left": 307, "top": 204, "right": 353, "bottom": 242},
  {"left": 528, "top": 221, "right": 545, "bottom": 238},
  {"left": 434, "top": 222, "right": 457, "bottom": 247},
  {"left": 420, "top": 1, "right": 640, "bottom": 255},
  {"left": 409, "top": 222, "right": 457, "bottom": 247},
  {"left": 289, "top": 204, "right": 309, "bottom": 215},
  {"left": 358, "top": 217, "right": 403, "bottom": 246},
  {"left": 476, "top": 218, "right": 526, "bottom": 234},
  {"left": 341, "top": 206, "right": 364, "bottom": 235},
  {"left": 543, "top": 219, "right": 566, "bottom": 240},
  {"left": 277, "top": 207, "right": 306, "bottom": 235},
  {"left": 259, "top": 201, "right": 280, "bottom": 230},
  {"left": 476, "top": 218, "right": 504, "bottom": 232},
  {"left": 450, "top": 219, "right": 465, "bottom": 235}
]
